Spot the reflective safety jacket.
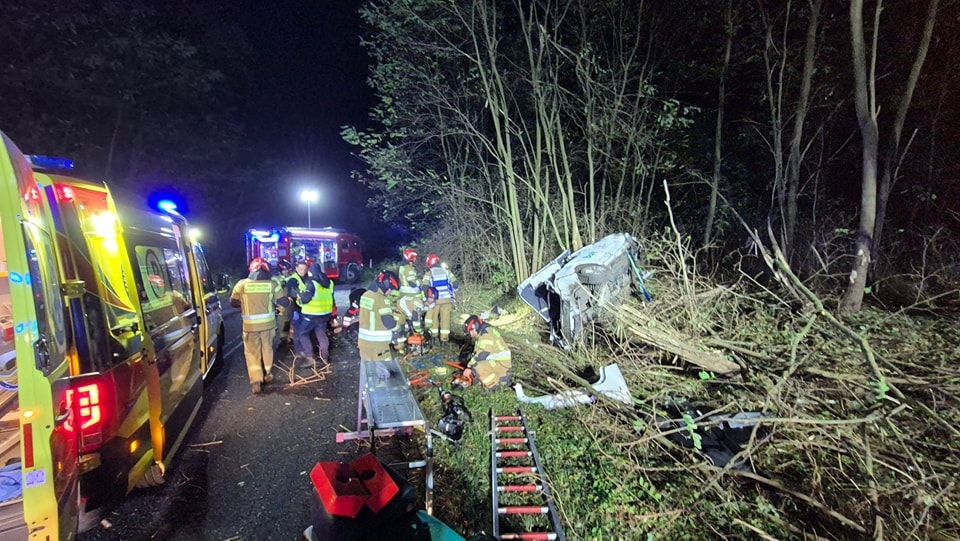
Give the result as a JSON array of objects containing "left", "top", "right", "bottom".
[
  {"left": 422, "top": 266, "right": 456, "bottom": 305},
  {"left": 286, "top": 273, "right": 307, "bottom": 311},
  {"left": 358, "top": 289, "right": 396, "bottom": 360},
  {"left": 301, "top": 279, "right": 335, "bottom": 316},
  {"left": 398, "top": 262, "right": 420, "bottom": 295},
  {"left": 468, "top": 323, "right": 512, "bottom": 388},
  {"left": 230, "top": 278, "right": 279, "bottom": 332}
]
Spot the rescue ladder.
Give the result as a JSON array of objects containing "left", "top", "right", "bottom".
[{"left": 489, "top": 409, "right": 566, "bottom": 541}]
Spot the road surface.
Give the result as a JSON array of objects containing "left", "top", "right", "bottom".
[{"left": 79, "top": 286, "right": 371, "bottom": 541}]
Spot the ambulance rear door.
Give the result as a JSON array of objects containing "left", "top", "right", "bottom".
[{"left": 0, "top": 133, "right": 79, "bottom": 539}]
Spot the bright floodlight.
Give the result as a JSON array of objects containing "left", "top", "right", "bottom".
[{"left": 300, "top": 189, "right": 318, "bottom": 203}]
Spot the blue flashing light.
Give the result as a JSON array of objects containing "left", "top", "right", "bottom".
[
  {"left": 9, "top": 272, "right": 23, "bottom": 284},
  {"left": 26, "top": 155, "right": 75, "bottom": 171},
  {"left": 157, "top": 199, "right": 178, "bottom": 213}
]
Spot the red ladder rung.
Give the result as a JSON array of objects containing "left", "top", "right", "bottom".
[
  {"left": 496, "top": 437, "right": 528, "bottom": 445},
  {"left": 496, "top": 450, "right": 532, "bottom": 458},
  {"left": 499, "top": 484, "right": 541, "bottom": 492},
  {"left": 495, "top": 415, "right": 522, "bottom": 421},
  {"left": 500, "top": 533, "right": 558, "bottom": 541},
  {"left": 498, "top": 466, "right": 537, "bottom": 474},
  {"left": 496, "top": 426, "right": 524, "bottom": 432},
  {"left": 499, "top": 506, "right": 549, "bottom": 515}
]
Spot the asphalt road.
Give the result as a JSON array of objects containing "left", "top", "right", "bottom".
[{"left": 79, "top": 286, "right": 369, "bottom": 541}]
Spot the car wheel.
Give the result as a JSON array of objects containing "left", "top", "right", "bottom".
[
  {"left": 577, "top": 264, "right": 609, "bottom": 285},
  {"left": 344, "top": 263, "right": 361, "bottom": 283}
]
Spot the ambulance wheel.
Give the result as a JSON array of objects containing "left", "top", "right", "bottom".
[
  {"left": 77, "top": 495, "right": 101, "bottom": 533},
  {"left": 343, "top": 263, "right": 361, "bottom": 283},
  {"left": 136, "top": 463, "right": 166, "bottom": 488}
]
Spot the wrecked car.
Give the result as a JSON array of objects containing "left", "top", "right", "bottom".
[{"left": 518, "top": 232, "right": 644, "bottom": 349}]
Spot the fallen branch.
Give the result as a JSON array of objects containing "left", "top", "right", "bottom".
[
  {"left": 710, "top": 466, "right": 868, "bottom": 535},
  {"left": 617, "top": 303, "right": 741, "bottom": 377},
  {"left": 188, "top": 440, "right": 223, "bottom": 448}
]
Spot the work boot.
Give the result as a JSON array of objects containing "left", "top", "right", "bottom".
[
  {"left": 251, "top": 382, "right": 261, "bottom": 395},
  {"left": 263, "top": 373, "right": 274, "bottom": 383}
]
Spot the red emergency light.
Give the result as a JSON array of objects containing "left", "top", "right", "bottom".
[{"left": 65, "top": 373, "right": 115, "bottom": 453}]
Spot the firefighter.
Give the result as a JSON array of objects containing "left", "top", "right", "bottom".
[
  {"left": 422, "top": 286, "right": 439, "bottom": 343},
  {"left": 230, "top": 258, "right": 285, "bottom": 395},
  {"left": 394, "top": 248, "right": 424, "bottom": 351},
  {"left": 295, "top": 262, "right": 336, "bottom": 366},
  {"left": 462, "top": 315, "right": 512, "bottom": 389},
  {"left": 340, "top": 287, "right": 367, "bottom": 330},
  {"left": 359, "top": 270, "right": 400, "bottom": 382},
  {"left": 274, "top": 259, "right": 294, "bottom": 347},
  {"left": 421, "top": 253, "right": 458, "bottom": 344}
]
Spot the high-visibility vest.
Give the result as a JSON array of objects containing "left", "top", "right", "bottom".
[
  {"left": 291, "top": 273, "right": 307, "bottom": 293},
  {"left": 232, "top": 279, "right": 276, "bottom": 332},
  {"left": 302, "top": 279, "right": 334, "bottom": 316},
  {"left": 358, "top": 290, "right": 394, "bottom": 343}
]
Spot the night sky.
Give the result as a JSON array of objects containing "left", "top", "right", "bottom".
[{"left": 232, "top": 1, "right": 388, "bottom": 259}]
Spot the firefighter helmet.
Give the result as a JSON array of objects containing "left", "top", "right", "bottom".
[
  {"left": 377, "top": 270, "right": 400, "bottom": 291},
  {"left": 425, "top": 253, "right": 440, "bottom": 268},
  {"left": 277, "top": 259, "right": 292, "bottom": 273},
  {"left": 463, "top": 315, "right": 483, "bottom": 335},
  {"left": 425, "top": 286, "right": 439, "bottom": 300},
  {"left": 249, "top": 257, "right": 270, "bottom": 273},
  {"left": 402, "top": 248, "right": 418, "bottom": 263}
]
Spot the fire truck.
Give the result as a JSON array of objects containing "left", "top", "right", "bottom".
[
  {"left": 245, "top": 227, "right": 364, "bottom": 283},
  {"left": 0, "top": 131, "right": 224, "bottom": 539}
]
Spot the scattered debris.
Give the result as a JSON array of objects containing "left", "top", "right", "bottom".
[
  {"left": 655, "top": 401, "right": 771, "bottom": 472},
  {"left": 188, "top": 440, "right": 223, "bottom": 448},
  {"left": 513, "top": 363, "right": 633, "bottom": 409}
]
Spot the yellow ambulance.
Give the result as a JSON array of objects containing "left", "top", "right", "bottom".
[{"left": 0, "top": 130, "right": 225, "bottom": 539}]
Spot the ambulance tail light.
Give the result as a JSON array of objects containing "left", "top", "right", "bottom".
[{"left": 66, "top": 374, "right": 115, "bottom": 453}]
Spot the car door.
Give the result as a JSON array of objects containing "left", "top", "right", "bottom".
[{"left": 0, "top": 132, "right": 79, "bottom": 539}]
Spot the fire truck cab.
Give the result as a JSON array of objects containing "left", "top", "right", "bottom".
[
  {"left": 0, "top": 131, "right": 224, "bottom": 539},
  {"left": 245, "top": 227, "right": 364, "bottom": 283}
]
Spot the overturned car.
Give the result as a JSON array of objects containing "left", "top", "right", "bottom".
[{"left": 518, "top": 233, "right": 644, "bottom": 349}]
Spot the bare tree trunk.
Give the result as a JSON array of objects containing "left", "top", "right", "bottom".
[
  {"left": 784, "top": 0, "right": 823, "bottom": 262},
  {"left": 105, "top": 102, "right": 125, "bottom": 182},
  {"left": 704, "top": 0, "right": 732, "bottom": 248},
  {"left": 871, "top": 0, "right": 938, "bottom": 277},
  {"left": 840, "top": 0, "right": 881, "bottom": 315}
]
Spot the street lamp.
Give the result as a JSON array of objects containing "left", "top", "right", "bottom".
[{"left": 300, "top": 189, "right": 318, "bottom": 228}]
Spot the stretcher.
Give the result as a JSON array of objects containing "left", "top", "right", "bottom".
[{"left": 336, "top": 358, "right": 434, "bottom": 513}]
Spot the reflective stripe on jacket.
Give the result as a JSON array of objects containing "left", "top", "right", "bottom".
[
  {"left": 399, "top": 262, "right": 420, "bottom": 295},
  {"left": 358, "top": 291, "right": 394, "bottom": 343},
  {"left": 230, "top": 279, "right": 277, "bottom": 332},
  {"left": 424, "top": 267, "right": 455, "bottom": 302}
]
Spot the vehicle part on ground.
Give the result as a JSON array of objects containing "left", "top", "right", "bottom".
[
  {"left": 518, "top": 233, "right": 643, "bottom": 349},
  {"left": 513, "top": 363, "right": 633, "bottom": 410},
  {"left": 654, "top": 401, "right": 772, "bottom": 472}
]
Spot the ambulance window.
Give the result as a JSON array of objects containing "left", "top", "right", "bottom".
[
  {"left": 163, "top": 248, "right": 193, "bottom": 313},
  {"left": 22, "top": 222, "right": 67, "bottom": 375},
  {"left": 133, "top": 244, "right": 192, "bottom": 329},
  {"left": 192, "top": 245, "right": 216, "bottom": 294}
]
